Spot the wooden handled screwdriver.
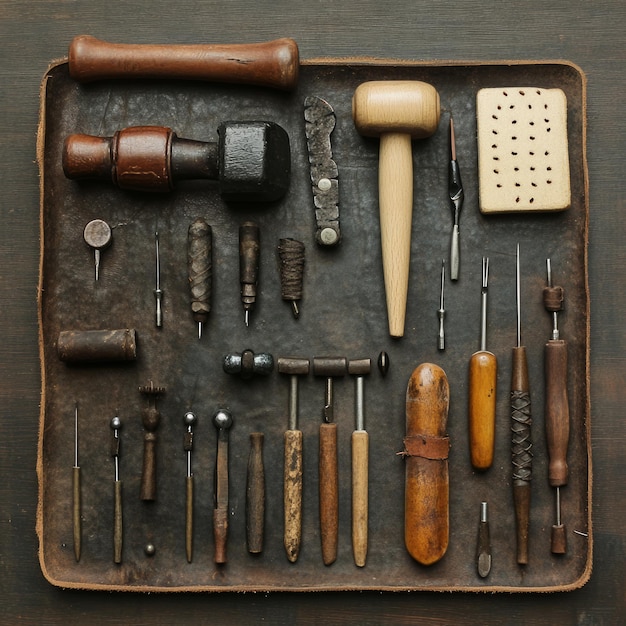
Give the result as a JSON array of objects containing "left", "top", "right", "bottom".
[
  {"left": 543, "top": 259, "right": 570, "bottom": 554},
  {"left": 404, "top": 363, "right": 450, "bottom": 565},
  {"left": 68, "top": 36, "right": 300, "bottom": 90},
  {"left": 511, "top": 244, "right": 533, "bottom": 565},
  {"left": 468, "top": 257, "right": 497, "bottom": 470}
]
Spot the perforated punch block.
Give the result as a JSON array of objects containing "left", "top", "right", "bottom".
[{"left": 476, "top": 87, "right": 570, "bottom": 213}]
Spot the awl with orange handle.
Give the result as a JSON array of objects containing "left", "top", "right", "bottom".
[
  {"left": 511, "top": 244, "right": 533, "bottom": 565},
  {"left": 468, "top": 257, "right": 497, "bottom": 470},
  {"left": 403, "top": 362, "right": 450, "bottom": 565},
  {"left": 543, "top": 259, "right": 570, "bottom": 554}
]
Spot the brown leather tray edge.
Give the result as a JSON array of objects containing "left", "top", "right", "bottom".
[{"left": 36, "top": 56, "right": 591, "bottom": 593}]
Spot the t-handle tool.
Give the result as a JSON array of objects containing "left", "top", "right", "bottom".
[
  {"left": 239, "top": 222, "right": 260, "bottom": 327},
  {"left": 349, "top": 358, "right": 371, "bottom": 567},
  {"left": 352, "top": 81, "right": 441, "bottom": 337},
  {"left": 110, "top": 413, "right": 123, "bottom": 564},
  {"left": 72, "top": 403, "right": 81, "bottom": 562},
  {"left": 183, "top": 411, "right": 196, "bottom": 563},
  {"left": 448, "top": 118, "right": 464, "bottom": 281},
  {"left": 187, "top": 219, "right": 212, "bottom": 339},
  {"left": 468, "top": 257, "right": 497, "bottom": 470},
  {"left": 278, "top": 357, "right": 309, "bottom": 563},
  {"left": 213, "top": 409, "right": 233, "bottom": 564},
  {"left": 544, "top": 259, "right": 570, "bottom": 554},
  {"left": 313, "top": 356, "right": 348, "bottom": 565},
  {"left": 511, "top": 244, "right": 533, "bottom": 565},
  {"left": 83, "top": 219, "right": 112, "bottom": 281}
]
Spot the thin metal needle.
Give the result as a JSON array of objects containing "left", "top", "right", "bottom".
[
  {"left": 73, "top": 403, "right": 81, "bottom": 562},
  {"left": 438, "top": 260, "right": 446, "bottom": 350},
  {"left": 516, "top": 243, "right": 521, "bottom": 348},
  {"left": 154, "top": 232, "right": 163, "bottom": 328}
]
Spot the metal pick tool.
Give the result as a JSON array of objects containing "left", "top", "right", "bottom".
[{"left": 83, "top": 219, "right": 112, "bottom": 281}]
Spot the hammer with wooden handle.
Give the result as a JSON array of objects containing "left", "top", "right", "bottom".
[
  {"left": 353, "top": 81, "right": 440, "bottom": 338},
  {"left": 68, "top": 35, "right": 299, "bottom": 90},
  {"left": 403, "top": 362, "right": 450, "bottom": 565}
]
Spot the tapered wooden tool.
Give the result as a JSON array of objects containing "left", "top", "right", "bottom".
[
  {"left": 353, "top": 81, "right": 440, "bottom": 337},
  {"left": 403, "top": 363, "right": 450, "bottom": 565}
]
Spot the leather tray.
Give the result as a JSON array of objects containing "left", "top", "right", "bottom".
[{"left": 37, "top": 57, "right": 590, "bottom": 592}]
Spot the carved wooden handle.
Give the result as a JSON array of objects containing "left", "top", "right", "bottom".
[
  {"left": 68, "top": 35, "right": 299, "bottom": 90},
  {"left": 283, "top": 429, "right": 303, "bottom": 563}
]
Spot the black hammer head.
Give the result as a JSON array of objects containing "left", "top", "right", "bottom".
[{"left": 218, "top": 121, "right": 291, "bottom": 202}]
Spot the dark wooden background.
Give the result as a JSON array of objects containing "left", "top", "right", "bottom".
[{"left": 0, "top": 2, "right": 623, "bottom": 624}]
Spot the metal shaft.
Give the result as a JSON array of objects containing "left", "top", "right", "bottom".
[
  {"left": 480, "top": 257, "right": 489, "bottom": 351},
  {"left": 72, "top": 403, "right": 81, "bottom": 562},
  {"left": 448, "top": 118, "right": 464, "bottom": 281},
  {"left": 154, "top": 232, "right": 163, "bottom": 327},
  {"left": 438, "top": 260, "right": 446, "bottom": 350}
]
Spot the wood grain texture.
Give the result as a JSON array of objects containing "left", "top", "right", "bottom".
[{"left": 0, "top": 0, "right": 624, "bottom": 623}]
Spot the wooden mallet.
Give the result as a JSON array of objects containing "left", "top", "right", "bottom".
[{"left": 353, "top": 81, "right": 440, "bottom": 338}]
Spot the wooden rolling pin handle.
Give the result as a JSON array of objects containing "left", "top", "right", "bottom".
[
  {"left": 319, "top": 422, "right": 339, "bottom": 565},
  {"left": 68, "top": 35, "right": 300, "bottom": 90}
]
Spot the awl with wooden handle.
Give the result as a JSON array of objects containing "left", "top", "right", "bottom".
[
  {"left": 468, "top": 257, "right": 497, "bottom": 470},
  {"left": 511, "top": 244, "right": 532, "bottom": 565},
  {"left": 543, "top": 259, "right": 570, "bottom": 554},
  {"left": 403, "top": 362, "right": 450, "bottom": 565},
  {"left": 68, "top": 35, "right": 299, "bottom": 90},
  {"left": 349, "top": 358, "right": 371, "bottom": 567}
]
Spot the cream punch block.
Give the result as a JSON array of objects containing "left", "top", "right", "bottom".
[{"left": 476, "top": 87, "right": 570, "bottom": 213}]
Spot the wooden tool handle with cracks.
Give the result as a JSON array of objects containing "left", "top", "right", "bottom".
[
  {"left": 68, "top": 35, "right": 300, "bottom": 90},
  {"left": 404, "top": 363, "right": 450, "bottom": 565}
]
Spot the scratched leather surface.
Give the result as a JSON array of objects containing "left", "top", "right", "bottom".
[{"left": 38, "top": 61, "right": 589, "bottom": 591}]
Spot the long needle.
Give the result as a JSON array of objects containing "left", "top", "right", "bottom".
[
  {"left": 73, "top": 403, "right": 81, "bottom": 562},
  {"left": 438, "top": 260, "right": 446, "bottom": 350},
  {"left": 154, "top": 232, "right": 163, "bottom": 327}
]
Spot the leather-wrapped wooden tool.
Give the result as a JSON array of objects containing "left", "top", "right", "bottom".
[{"left": 403, "top": 363, "right": 450, "bottom": 566}]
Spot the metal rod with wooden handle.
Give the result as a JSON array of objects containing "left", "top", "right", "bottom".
[
  {"left": 313, "top": 357, "right": 347, "bottom": 566},
  {"left": 68, "top": 35, "right": 299, "bottom": 90},
  {"left": 349, "top": 358, "right": 371, "bottom": 567},
  {"left": 403, "top": 363, "right": 450, "bottom": 565},
  {"left": 213, "top": 409, "right": 233, "bottom": 565},
  {"left": 353, "top": 81, "right": 440, "bottom": 338},
  {"left": 278, "top": 357, "right": 310, "bottom": 563}
]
